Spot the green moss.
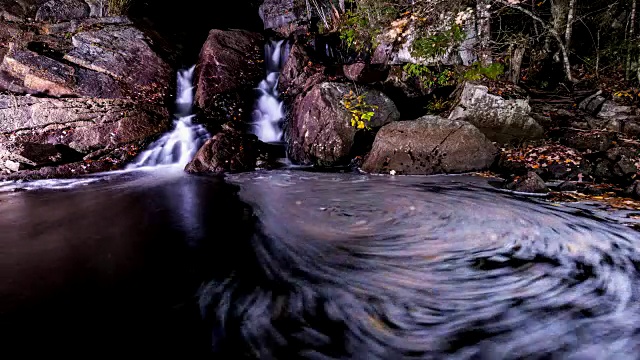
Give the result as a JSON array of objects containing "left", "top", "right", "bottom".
[
  {"left": 108, "top": 0, "right": 131, "bottom": 15},
  {"left": 403, "top": 63, "right": 455, "bottom": 88},
  {"left": 463, "top": 62, "right": 505, "bottom": 81},
  {"left": 410, "top": 24, "right": 466, "bottom": 59}
]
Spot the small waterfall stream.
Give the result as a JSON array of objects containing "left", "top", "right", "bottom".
[
  {"left": 128, "top": 66, "right": 209, "bottom": 169},
  {"left": 251, "top": 40, "right": 290, "bottom": 143}
]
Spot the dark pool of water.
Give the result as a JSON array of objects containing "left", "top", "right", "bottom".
[
  {"left": 0, "top": 169, "right": 250, "bottom": 357},
  {"left": 1, "top": 169, "right": 640, "bottom": 359}
]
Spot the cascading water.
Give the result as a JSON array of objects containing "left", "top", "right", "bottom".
[
  {"left": 128, "top": 66, "right": 209, "bottom": 169},
  {"left": 251, "top": 40, "right": 290, "bottom": 143}
]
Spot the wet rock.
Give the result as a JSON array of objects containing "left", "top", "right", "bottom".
[
  {"left": 0, "top": 139, "right": 84, "bottom": 170},
  {"left": 35, "top": 0, "right": 90, "bottom": 22},
  {"left": 505, "top": 172, "right": 549, "bottom": 193},
  {"left": 259, "top": 0, "right": 309, "bottom": 37},
  {"left": 362, "top": 116, "right": 498, "bottom": 175},
  {"left": 0, "top": 144, "right": 139, "bottom": 180},
  {"left": 286, "top": 82, "right": 400, "bottom": 166},
  {"left": 449, "top": 82, "right": 543, "bottom": 143},
  {"left": 194, "top": 29, "right": 264, "bottom": 125},
  {"left": 277, "top": 42, "right": 327, "bottom": 101},
  {"left": 343, "top": 62, "right": 389, "bottom": 83},
  {"left": 185, "top": 124, "right": 261, "bottom": 175},
  {"left": 0, "top": 95, "right": 169, "bottom": 153},
  {"left": 560, "top": 129, "right": 614, "bottom": 152}
]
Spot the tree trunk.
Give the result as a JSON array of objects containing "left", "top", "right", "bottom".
[
  {"left": 477, "top": 0, "right": 493, "bottom": 65},
  {"left": 492, "top": 0, "right": 575, "bottom": 82},
  {"left": 564, "top": 0, "right": 577, "bottom": 49},
  {"left": 510, "top": 45, "right": 526, "bottom": 84},
  {"left": 627, "top": 0, "right": 637, "bottom": 80},
  {"left": 551, "top": 0, "right": 570, "bottom": 37}
]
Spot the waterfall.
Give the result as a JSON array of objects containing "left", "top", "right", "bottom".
[
  {"left": 251, "top": 40, "right": 290, "bottom": 143},
  {"left": 128, "top": 66, "right": 209, "bottom": 169}
]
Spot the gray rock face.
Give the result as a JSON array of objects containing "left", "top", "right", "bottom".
[
  {"left": 362, "top": 116, "right": 498, "bottom": 175},
  {"left": 195, "top": 29, "right": 264, "bottom": 123},
  {"left": 35, "top": 0, "right": 90, "bottom": 22},
  {"left": 579, "top": 91, "right": 606, "bottom": 114},
  {"left": 449, "top": 82, "right": 544, "bottom": 143},
  {"left": 598, "top": 101, "right": 638, "bottom": 120},
  {"left": 0, "top": 95, "right": 169, "bottom": 153},
  {"left": 259, "top": 0, "right": 309, "bottom": 36},
  {"left": 585, "top": 100, "right": 640, "bottom": 137},
  {"left": 286, "top": 82, "right": 400, "bottom": 166}
]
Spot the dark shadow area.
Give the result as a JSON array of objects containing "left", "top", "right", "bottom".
[
  {"left": 128, "top": 0, "right": 264, "bottom": 67},
  {"left": 0, "top": 172, "right": 255, "bottom": 357}
]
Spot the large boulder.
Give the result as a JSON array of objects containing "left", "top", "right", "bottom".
[
  {"left": 35, "top": 0, "right": 90, "bottom": 22},
  {"left": 185, "top": 124, "right": 261, "bottom": 175},
  {"left": 362, "top": 116, "right": 498, "bottom": 175},
  {"left": 63, "top": 25, "right": 172, "bottom": 100},
  {"left": 0, "top": 95, "right": 169, "bottom": 153},
  {"left": 286, "top": 82, "right": 400, "bottom": 166},
  {"left": 195, "top": 29, "right": 264, "bottom": 125},
  {"left": 0, "top": 16, "right": 173, "bottom": 178},
  {"left": 1, "top": 18, "right": 171, "bottom": 101},
  {"left": 449, "top": 82, "right": 544, "bottom": 143}
]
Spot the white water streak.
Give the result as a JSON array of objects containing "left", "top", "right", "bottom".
[
  {"left": 129, "top": 66, "right": 209, "bottom": 169},
  {"left": 251, "top": 40, "right": 289, "bottom": 143}
]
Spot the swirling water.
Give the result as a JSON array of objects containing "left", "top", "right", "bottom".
[{"left": 1, "top": 170, "right": 639, "bottom": 358}]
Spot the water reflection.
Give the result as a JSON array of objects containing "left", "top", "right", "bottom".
[{"left": 0, "top": 170, "right": 244, "bottom": 357}]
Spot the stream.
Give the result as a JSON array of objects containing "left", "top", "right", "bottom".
[{"left": 1, "top": 169, "right": 639, "bottom": 358}]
